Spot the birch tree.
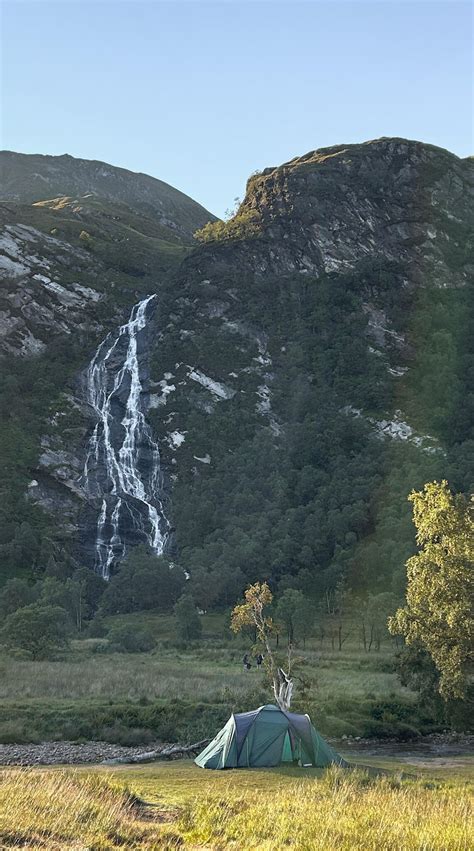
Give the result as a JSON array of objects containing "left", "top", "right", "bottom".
[
  {"left": 231, "top": 582, "right": 294, "bottom": 710},
  {"left": 389, "top": 481, "right": 473, "bottom": 700}
]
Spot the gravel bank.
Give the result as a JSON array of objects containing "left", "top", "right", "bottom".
[
  {"left": 1, "top": 733, "right": 472, "bottom": 767},
  {"left": 0, "top": 741, "right": 166, "bottom": 766}
]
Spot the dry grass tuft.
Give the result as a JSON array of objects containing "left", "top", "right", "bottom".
[{"left": 0, "top": 768, "right": 180, "bottom": 849}]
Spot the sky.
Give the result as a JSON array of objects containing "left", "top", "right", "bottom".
[{"left": 2, "top": 0, "right": 473, "bottom": 217}]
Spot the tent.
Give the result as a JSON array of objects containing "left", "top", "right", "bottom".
[{"left": 195, "top": 704, "right": 348, "bottom": 770}]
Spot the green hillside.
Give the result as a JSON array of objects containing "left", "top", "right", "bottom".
[{"left": 0, "top": 140, "right": 472, "bottom": 741}]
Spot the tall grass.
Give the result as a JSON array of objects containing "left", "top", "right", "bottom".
[
  {"left": 0, "top": 768, "right": 180, "bottom": 849},
  {"left": 0, "top": 765, "right": 472, "bottom": 850},
  {"left": 0, "top": 640, "right": 405, "bottom": 702},
  {"left": 0, "top": 613, "right": 420, "bottom": 743},
  {"left": 180, "top": 768, "right": 473, "bottom": 850}
]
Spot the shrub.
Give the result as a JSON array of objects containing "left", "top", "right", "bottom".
[
  {"left": 194, "top": 208, "right": 261, "bottom": 243},
  {"left": 87, "top": 614, "right": 107, "bottom": 638},
  {"left": 107, "top": 623, "right": 156, "bottom": 653},
  {"left": 174, "top": 593, "right": 202, "bottom": 641}
]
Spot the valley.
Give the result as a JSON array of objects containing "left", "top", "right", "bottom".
[{"left": 0, "top": 138, "right": 472, "bottom": 751}]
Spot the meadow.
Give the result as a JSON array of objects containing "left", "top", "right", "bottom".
[
  {"left": 0, "top": 610, "right": 428, "bottom": 746},
  {"left": 0, "top": 759, "right": 472, "bottom": 850}
]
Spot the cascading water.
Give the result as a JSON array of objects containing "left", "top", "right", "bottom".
[{"left": 82, "top": 294, "right": 169, "bottom": 578}]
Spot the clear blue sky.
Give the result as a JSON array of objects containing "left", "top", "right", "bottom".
[{"left": 2, "top": 0, "right": 473, "bottom": 217}]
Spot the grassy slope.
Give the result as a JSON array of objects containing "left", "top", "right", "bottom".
[
  {"left": 0, "top": 611, "right": 427, "bottom": 745},
  {"left": 0, "top": 760, "right": 472, "bottom": 849}
]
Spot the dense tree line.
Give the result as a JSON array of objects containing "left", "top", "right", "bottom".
[{"left": 0, "top": 257, "right": 472, "bottom": 671}]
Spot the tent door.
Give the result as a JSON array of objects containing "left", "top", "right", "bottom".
[
  {"left": 281, "top": 730, "right": 301, "bottom": 764},
  {"left": 281, "top": 731, "right": 293, "bottom": 763}
]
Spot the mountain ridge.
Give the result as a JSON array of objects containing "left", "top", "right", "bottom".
[
  {"left": 0, "top": 137, "right": 472, "bottom": 606},
  {"left": 0, "top": 150, "right": 216, "bottom": 239}
]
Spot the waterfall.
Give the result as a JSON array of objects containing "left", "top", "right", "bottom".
[{"left": 82, "top": 294, "right": 169, "bottom": 578}]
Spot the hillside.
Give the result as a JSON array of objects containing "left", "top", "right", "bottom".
[
  {"left": 0, "top": 150, "right": 216, "bottom": 238},
  {"left": 0, "top": 138, "right": 472, "bottom": 604}
]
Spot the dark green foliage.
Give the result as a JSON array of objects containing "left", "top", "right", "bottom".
[
  {"left": 276, "top": 589, "right": 309, "bottom": 644},
  {"left": 172, "top": 270, "right": 392, "bottom": 598},
  {"left": 394, "top": 645, "right": 473, "bottom": 732},
  {"left": 107, "top": 623, "right": 156, "bottom": 653},
  {"left": 0, "top": 690, "right": 445, "bottom": 745},
  {"left": 101, "top": 547, "right": 185, "bottom": 614},
  {"left": 167, "top": 261, "right": 473, "bottom": 609},
  {"left": 1, "top": 603, "right": 70, "bottom": 658},
  {"left": 400, "top": 286, "right": 474, "bottom": 447},
  {"left": 0, "top": 578, "right": 37, "bottom": 617},
  {"left": 87, "top": 614, "right": 108, "bottom": 638},
  {"left": 0, "top": 568, "right": 107, "bottom": 638},
  {"left": 174, "top": 593, "right": 203, "bottom": 640},
  {"left": 0, "top": 335, "right": 101, "bottom": 585}
]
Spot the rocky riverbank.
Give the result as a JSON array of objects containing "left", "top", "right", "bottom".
[
  {"left": 0, "top": 741, "right": 167, "bottom": 766},
  {"left": 1, "top": 733, "right": 472, "bottom": 767}
]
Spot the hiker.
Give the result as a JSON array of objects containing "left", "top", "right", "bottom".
[
  {"left": 256, "top": 653, "right": 264, "bottom": 668},
  {"left": 243, "top": 653, "right": 251, "bottom": 671}
]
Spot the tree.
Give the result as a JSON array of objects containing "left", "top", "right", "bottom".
[
  {"left": 276, "top": 589, "right": 301, "bottom": 644},
  {"left": 231, "top": 582, "right": 294, "bottom": 710},
  {"left": 361, "top": 592, "right": 399, "bottom": 652},
  {"left": 389, "top": 481, "right": 474, "bottom": 699},
  {"left": 101, "top": 547, "right": 185, "bottom": 614},
  {"left": 0, "top": 577, "right": 36, "bottom": 617},
  {"left": 73, "top": 568, "right": 107, "bottom": 615},
  {"left": 7, "top": 522, "right": 40, "bottom": 571},
  {"left": 1, "top": 604, "right": 70, "bottom": 659},
  {"left": 296, "top": 597, "right": 315, "bottom": 648},
  {"left": 174, "top": 593, "right": 202, "bottom": 640},
  {"left": 276, "top": 589, "right": 314, "bottom": 646}
]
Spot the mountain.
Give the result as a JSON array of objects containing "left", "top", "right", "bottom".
[
  {"left": 0, "top": 139, "right": 472, "bottom": 605},
  {"left": 0, "top": 151, "right": 215, "bottom": 239}
]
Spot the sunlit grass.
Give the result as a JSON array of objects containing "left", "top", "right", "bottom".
[
  {"left": 0, "top": 612, "right": 420, "bottom": 743},
  {"left": 0, "top": 768, "right": 180, "bottom": 849},
  {"left": 1, "top": 762, "right": 472, "bottom": 850},
  {"left": 0, "top": 611, "right": 407, "bottom": 704},
  {"left": 180, "top": 772, "right": 473, "bottom": 850}
]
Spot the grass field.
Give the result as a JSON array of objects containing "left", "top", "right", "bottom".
[
  {"left": 0, "top": 610, "right": 429, "bottom": 745},
  {"left": 0, "top": 759, "right": 472, "bottom": 849}
]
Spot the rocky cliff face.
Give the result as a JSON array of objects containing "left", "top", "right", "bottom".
[
  {"left": 188, "top": 137, "right": 472, "bottom": 282},
  {"left": 0, "top": 213, "right": 105, "bottom": 357},
  {"left": 0, "top": 139, "right": 472, "bottom": 594}
]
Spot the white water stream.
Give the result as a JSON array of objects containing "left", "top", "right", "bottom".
[{"left": 83, "top": 295, "right": 168, "bottom": 578}]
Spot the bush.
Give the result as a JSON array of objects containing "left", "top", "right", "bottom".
[
  {"left": 174, "top": 593, "right": 202, "bottom": 641},
  {"left": 87, "top": 614, "right": 107, "bottom": 638},
  {"left": 107, "top": 623, "right": 156, "bottom": 653},
  {"left": 99, "top": 724, "right": 156, "bottom": 746},
  {"left": 1, "top": 604, "right": 70, "bottom": 659},
  {"left": 194, "top": 208, "right": 261, "bottom": 243}
]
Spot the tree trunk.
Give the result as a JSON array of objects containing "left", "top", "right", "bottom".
[
  {"left": 101, "top": 739, "right": 210, "bottom": 765},
  {"left": 368, "top": 624, "right": 374, "bottom": 652},
  {"left": 274, "top": 667, "right": 293, "bottom": 711}
]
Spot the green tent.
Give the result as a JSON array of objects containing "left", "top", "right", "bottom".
[{"left": 195, "top": 704, "right": 348, "bottom": 770}]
